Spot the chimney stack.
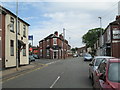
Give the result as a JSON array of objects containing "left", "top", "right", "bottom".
[
  {"left": 59, "top": 34, "right": 63, "bottom": 39},
  {"left": 116, "top": 15, "right": 120, "bottom": 20},
  {"left": 54, "top": 31, "right": 58, "bottom": 36}
]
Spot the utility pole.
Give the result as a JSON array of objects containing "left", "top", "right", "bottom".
[
  {"left": 63, "top": 28, "right": 65, "bottom": 59},
  {"left": 118, "top": 1, "right": 120, "bottom": 15},
  {"left": 16, "top": 0, "right": 19, "bottom": 70},
  {"left": 98, "top": 17, "right": 102, "bottom": 56}
]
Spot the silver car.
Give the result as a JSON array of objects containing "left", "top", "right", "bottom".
[{"left": 88, "top": 56, "right": 114, "bottom": 85}]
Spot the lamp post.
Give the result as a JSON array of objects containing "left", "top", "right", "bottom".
[
  {"left": 63, "top": 28, "right": 65, "bottom": 59},
  {"left": 16, "top": 0, "right": 19, "bottom": 70},
  {"left": 98, "top": 17, "right": 102, "bottom": 56}
]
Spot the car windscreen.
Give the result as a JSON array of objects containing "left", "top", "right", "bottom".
[
  {"left": 108, "top": 62, "right": 120, "bottom": 83},
  {"left": 85, "top": 54, "right": 91, "bottom": 57},
  {"left": 95, "top": 58, "right": 103, "bottom": 66}
]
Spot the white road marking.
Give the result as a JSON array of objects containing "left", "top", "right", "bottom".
[
  {"left": 46, "top": 60, "right": 60, "bottom": 65},
  {"left": 50, "top": 76, "right": 60, "bottom": 88}
]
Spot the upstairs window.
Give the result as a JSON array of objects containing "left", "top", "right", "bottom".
[
  {"left": 10, "top": 17, "right": 14, "bottom": 32},
  {"left": 40, "top": 49, "right": 42, "bottom": 56},
  {"left": 47, "top": 39, "right": 49, "bottom": 46},
  {"left": 53, "top": 38, "right": 57, "bottom": 45},
  {"left": 23, "top": 25, "right": 26, "bottom": 37},
  {"left": 10, "top": 40, "right": 14, "bottom": 56}
]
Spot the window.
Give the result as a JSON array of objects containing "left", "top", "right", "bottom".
[
  {"left": 47, "top": 39, "right": 49, "bottom": 46},
  {"left": 40, "top": 49, "right": 42, "bottom": 56},
  {"left": 40, "top": 42, "right": 42, "bottom": 48},
  {"left": 108, "top": 63, "right": 120, "bottom": 83},
  {"left": 53, "top": 38, "right": 57, "bottom": 45},
  {"left": 23, "top": 44, "right": 26, "bottom": 56},
  {"left": 95, "top": 58, "right": 104, "bottom": 66},
  {"left": 10, "top": 17, "right": 14, "bottom": 32},
  {"left": 18, "top": 21, "right": 20, "bottom": 34},
  {"left": 47, "top": 50, "right": 49, "bottom": 56},
  {"left": 98, "top": 59, "right": 106, "bottom": 74},
  {"left": 23, "top": 25, "right": 26, "bottom": 37},
  {"left": 10, "top": 40, "right": 14, "bottom": 56}
]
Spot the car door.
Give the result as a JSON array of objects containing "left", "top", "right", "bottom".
[
  {"left": 95, "top": 59, "right": 107, "bottom": 88},
  {"left": 90, "top": 59, "right": 95, "bottom": 76}
]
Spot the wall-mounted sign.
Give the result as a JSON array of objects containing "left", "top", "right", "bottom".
[
  {"left": 28, "top": 35, "right": 33, "bottom": 40},
  {"left": 113, "top": 30, "right": 120, "bottom": 39}
]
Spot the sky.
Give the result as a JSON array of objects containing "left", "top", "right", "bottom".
[{"left": 1, "top": 0, "right": 119, "bottom": 48}]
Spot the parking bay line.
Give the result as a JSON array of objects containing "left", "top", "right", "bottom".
[{"left": 50, "top": 76, "right": 60, "bottom": 88}]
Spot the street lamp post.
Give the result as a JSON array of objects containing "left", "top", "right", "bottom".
[
  {"left": 16, "top": 0, "right": 19, "bottom": 70},
  {"left": 98, "top": 17, "right": 102, "bottom": 56},
  {"left": 63, "top": 28, "right": 65, "bottom": 59}
]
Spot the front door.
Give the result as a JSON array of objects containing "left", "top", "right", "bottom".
[{"left": 54, "top": 52, "right": 57, "bottom": 59}]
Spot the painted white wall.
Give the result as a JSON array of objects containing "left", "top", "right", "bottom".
[{"left": 5, "top": 14, "right": 29, "bottom": 68}]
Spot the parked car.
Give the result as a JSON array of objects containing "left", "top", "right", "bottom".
[
  {"left": 73, "top": 54, "right": 78, "bottom": 57},
  {"left": 93, "top": 58, "right": 120, "bottom": 89},
  {"left": 29, "top": 55, "right": 35, "bottom": 62},
  {"left": 32, "top": 54, "right": 39, "bottom": 59},
  {"left": 88, "top": 56, "right": 114, "bottom": 85},
  {"left": 83, "top": 54, "right": 92, "bottom": 61}
]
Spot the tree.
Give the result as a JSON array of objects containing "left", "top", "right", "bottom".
[
  {"left": 71, "top": 48, "right": 75, "bottom": 53},
  {"left": 82, "top": 28, "right": 104, "bottom": 48}
]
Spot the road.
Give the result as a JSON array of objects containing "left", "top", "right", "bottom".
[{"left": 3, "top": 57, "right": 93, "bottom": 88}]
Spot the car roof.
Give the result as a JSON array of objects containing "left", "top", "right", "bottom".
[
  {"left": 94, "top": 56, "right": 114, "bottom": 59},
  {"left": 108, "top": 58, "right": 120, "bottom": 63}
]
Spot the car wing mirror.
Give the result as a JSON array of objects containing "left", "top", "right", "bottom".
[{"left": 89, "top": 63, "right": 93, "bottom": 66}]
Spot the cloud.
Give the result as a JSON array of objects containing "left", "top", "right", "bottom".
[{"left": 27, "top": 2, "right": 118, "bottom": 47}]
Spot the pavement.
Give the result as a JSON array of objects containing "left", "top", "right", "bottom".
[{"left": 0, "top": 59, "right": 59, "bottom": 83}]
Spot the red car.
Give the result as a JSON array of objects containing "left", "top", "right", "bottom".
[{"left": 93, "top": 58, "right": 120, "bottom": 89}]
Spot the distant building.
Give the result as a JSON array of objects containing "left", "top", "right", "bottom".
[
  {"left": 38, "top": 31, "right": 71, "bottom": 59},
  {"left": 29, "top": 46, "right": 39, "bottom": 55},
  {"left": 77, "top": 46, "right": 86, "bottom": 56},
  {"left": 0, "top": 6, "right": 30, "bottom": 69}
]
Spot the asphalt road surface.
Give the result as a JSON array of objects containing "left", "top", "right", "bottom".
[{"left": 3, "top": 57, "right": 93, "bottom": 88}]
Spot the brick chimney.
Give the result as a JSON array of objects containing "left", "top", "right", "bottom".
[
  {"left": 54, "top": 31, "right": 58, "bottom": 36},
  {"left": 59, "top": 34, "right": 63, "bottom": 39},
  {"left": 116, "top": 15, "right": 120, "bottom": 20}
]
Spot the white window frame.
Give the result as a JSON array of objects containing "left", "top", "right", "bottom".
[
  {"left": 10, "top": 17, "right": 14, "bottom": 32},
  {"left": 53, "top": 38, "right": 57, "bottom": 45},
  {"left": 10, "top": 40, "right": 14, "bottom": 56},
  {"left": 40, "top": 49, "right": 42, "bottom": 56},
  {"left": 40, "top": 42, "right": 42, "bottom": 48},
  {"left": 47, "top": 50, "right": 49, "bottom": 56},
  {"left": 47, "top": 39, "right": 49, "bottom": 46},
  {"left": 23, "top": 24, "right": 26, "bottom": 37}
]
